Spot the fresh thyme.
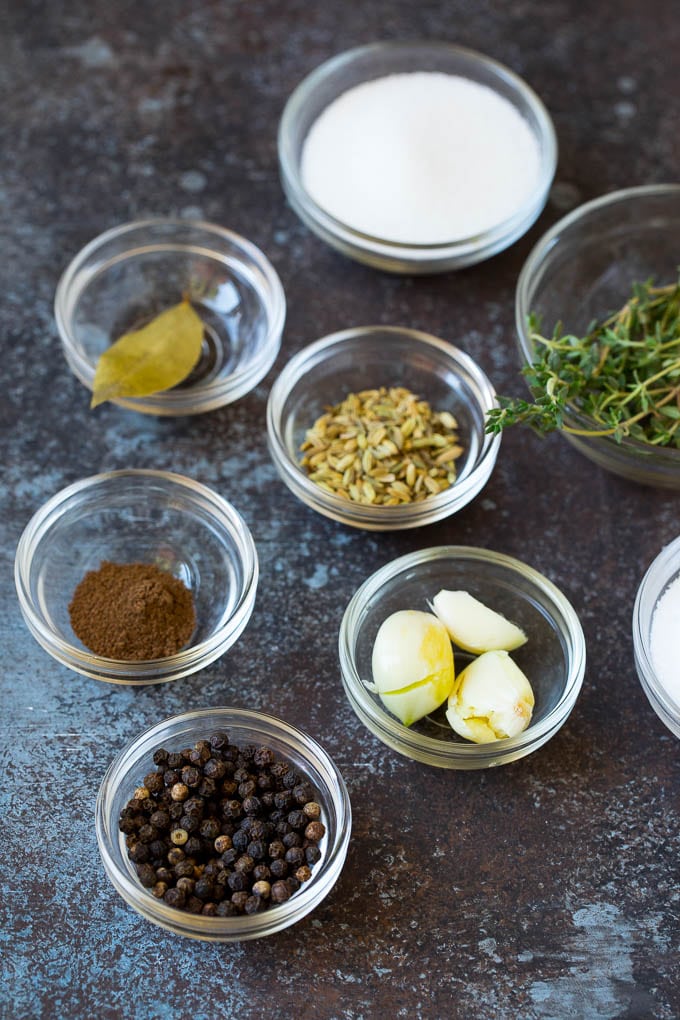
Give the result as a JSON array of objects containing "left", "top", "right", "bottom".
[{"left": 486, "top": 276, "right": 680, "bottom": 447}]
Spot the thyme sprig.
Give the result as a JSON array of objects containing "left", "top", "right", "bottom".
[{"left": 486, "top": 276, "right": 680, "bottom": 447}]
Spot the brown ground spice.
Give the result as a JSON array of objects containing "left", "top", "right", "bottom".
[{"left": 68, "top": 560, "right": 196, "bottom": 660}]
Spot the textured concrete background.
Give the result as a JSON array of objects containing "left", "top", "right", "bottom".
[{"left": 2, "top": 1, "right": 679, "bottom": 1018}]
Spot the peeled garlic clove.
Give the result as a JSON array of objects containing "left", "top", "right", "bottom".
[
  {"left": 432, "top": 589, "right": 527, "bottom": 654},
  {"left": 371, "top": 609, "right": 455, "bottom": 726},
  {"left": 446, "top": 649, "right": 534, "bottom": 742}
]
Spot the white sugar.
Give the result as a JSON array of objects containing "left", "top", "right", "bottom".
[
  {"left": 300, "top": 71, "right": 542, "bottom": 245},
  {"left": 650, "top": 575, "right": 680, "bottom": 709}
]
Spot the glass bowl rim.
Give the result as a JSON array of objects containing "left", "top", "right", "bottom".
[
  {"left": 515, "top": 182, "right": 680, "bottom": 460},
  {"left": 95, "top": 706, "right": 353, "bottom": 940},
  {"left": 54, "top": 216, "right": 286, "bottom": 414},
  {"left": 632, "top": 534, "right": 680, "bottom": 730},
  {"left": 14, "top": 468, "right": 259, "bottom": 683},
  {"left": 278, "top": 39, "right": 558, "bottom": 259},
  {"left": 265, "top": 324, "right": 502, "bottom": 529},
  {"left": 339, "top": 544, "right": 586, "bottom": 767}
]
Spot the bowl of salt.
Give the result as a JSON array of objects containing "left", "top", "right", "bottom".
[
  {"left": 633, "top": 536, "right": 680, "bottom": 739},
  {"left": 278, "top": 41, "right": 557, "bottom": 273}
]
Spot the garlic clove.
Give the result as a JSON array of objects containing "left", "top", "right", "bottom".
[
  {"left": 371, "top": 609, "right": 454, "bottom": 694},
  {"left": 432, "top": 589, "right": 527, "bottom": 654},
  {"left": 446, "top": 649, "right": 534, "bottom": 742}
]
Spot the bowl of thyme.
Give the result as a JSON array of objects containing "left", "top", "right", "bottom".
[{"left": 487, "top": 184, "right": 680, "bottom": 488}]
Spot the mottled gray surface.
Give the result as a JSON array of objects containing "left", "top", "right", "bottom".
[{"left": 2, "top": 1, "right": 679, "bottom": 1018}]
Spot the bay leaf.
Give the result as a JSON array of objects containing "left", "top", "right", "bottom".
[{"left": 91, "top": 300, "right": 204, "bottom": 408}]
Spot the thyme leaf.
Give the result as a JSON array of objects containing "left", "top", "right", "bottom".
[{"left": 486, "top": 275, "right": 680, "bottom": 447}]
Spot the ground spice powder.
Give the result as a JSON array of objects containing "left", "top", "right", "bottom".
[{"left": 68, "top": 561, "right": 196, "bottom": 660}]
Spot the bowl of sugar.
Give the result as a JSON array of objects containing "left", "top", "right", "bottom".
[{"left": 278, "top": 41, "right": 557, "bottom": 274}]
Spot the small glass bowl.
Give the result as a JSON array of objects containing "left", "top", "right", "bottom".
[
  {"left": 14, "top": 470, "right": 258, "bottom": 684},
  {"left": 278, "top": 41, "right": 557, "bottom": 273},
  {"left": 55, "top": 218, "right": 286, "bottom": 415},
  {"left": 266, "top": 325, "right": 501, "bottom": 530},
  {"left": 339, "top": 546, "right": 586, "bottom": 768},
  {"left": 633, "top": 536, "right": 680, "bottom": 739},
  {"left": 95, "top": 707, "right": 352, "bottom": 941},
  {"left": 516, "top": 184, "right": 680, "bottom": 487}
]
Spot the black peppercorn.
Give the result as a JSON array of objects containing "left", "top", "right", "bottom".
[
  {"left": 144, "top": 772, "right": 165, "bottom": 795},
  {"left": 247, "top": 840, "right": 266, "bottom": 861},
  {"left": 204, "top": 758, "right": 227, "bottom": 781},
  {"left": 244, "top": 895, "right": 265, "bottom": 914},
  {"left": 202, "top": 902, "right": 218, "bottom": 916},
  {"left": 305, "top": 845, "right": 322, "bottom": 866},
  {"left": 129, "top": 843, "right": 150, "bottom": 864},
  {"left": 253, "top": 746, "right": 275, "bottom": 768},
  {"left": 303, "top": 801, "right": 321, "bottom": 820},
  {"left": 274, "top": 791, "right": 293, "bottom": 811},
  {"left": 195, "top": 877, "right": 214, "bottom": 901},
  {"left": 227, "top": 871, "right": 247, "bottom": 893},
  {"left": 293, "top": 783, "right": 314, "bottom": 806},
  {"left": 167, "top": 752, "right": 183, "bottom": 770},
  {"left": 214, "top": 834, "right": 232, "bottom": 854},
  {"left": 232, "top": 829, "right": 249, "bottom": 852},
  {"left": 209, "top": 731, "right": 229, "bottom": 750},
  {"left": 167, "top": 846, "right": 185, "bottom": 864},
  {"left": 216, "top": 900, "right": 238, "bottom": 917},
  {"left": 234, "top": 854, "right": 254, "bottom": 875},
  {"left": 304, "top": 820, "right": 326, "bottom": 842},
  {"left": 185, "top": 836, "right": 202, "bottom": 857},
  {"left": 164, "top": 887, "right": 186, "bottom": 909},
  {"left": 149, "top": 810, "right": 170, "bottom": 830},
  {"left": 270, "top": 859, "right": 288, "bottom": 880},
  {"left": 181, "top": 766, "right": 201, "bottom": 788},
  {"left": 198, "top": 777, "right": 217, "bottom": 799},
  {"left": 287, "top": 810, "right": 307, "bottom": 831},
  {"left": 253, "top": 864, "right": 271, "bottom": 883},
  {"left": 231, "top": 891, "right": 249, "bottom": 913},
  {"left": 153, "top": 748, "right": 169, "bottom": 766},
  {"left": 285, "top": 847, "right": 305, "bottom": 868},
  {"left": 223, "top": 800, "right": 242, "bottom": 820},
  {"left": 283, "top": 831, "right": 302, "bottom": 849},
  {"left": 270, "top": 880, "right": 290, "bottom": 904},
  {"left": 136, "top": 863, "right": 156, "bottom": 888}
]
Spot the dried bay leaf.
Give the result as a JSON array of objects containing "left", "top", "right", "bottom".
[{"left": 91, "top": 300, "right": 204, "bottom": 408}]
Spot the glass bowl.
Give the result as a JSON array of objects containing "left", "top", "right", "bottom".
[
  {"left": 14, "top": 470, "right": 258, "bottom": 684},
  {"left": 266, "top": 326, "right": 501, "bottom": 530},
  {"left": 516, "top": 184, "right": 680, "bottom": 488},
  {"left": 339, "top": 546, "right": 586, "bottom": 768},
  {"left": 55, "top": 218, "right": 286, "bottom": 415},
  {"left": 95, "top": 707, "right": 352, "bottom": 941},
  {"left": 278, "top": 41, "right": 557, "bottom": 273},
  {"left": 633, "top": 535, "right": 680, "bottom": 739}
]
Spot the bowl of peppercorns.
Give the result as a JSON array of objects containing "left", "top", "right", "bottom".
[
  {"left": 96, "top": 707, "right": 352, "bottom": 940},
  {"left": 14, "top": 469, "right": 258, "bottom": 684}
]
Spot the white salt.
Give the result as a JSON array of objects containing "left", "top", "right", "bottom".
[
  {"left": 300, "top": 71, "right": 542, "bottom": 245},
  {"left": 650, "top": 575, "right": 680, "bottom": 709}
]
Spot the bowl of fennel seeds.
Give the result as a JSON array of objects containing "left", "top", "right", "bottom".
[{"left": 266, "top": 325, "right": 501, "bottom": 530}]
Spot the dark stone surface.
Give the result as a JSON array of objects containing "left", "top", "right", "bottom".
[{"left": 2, "top": 2, "right": 679, "bottom": 1018}]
